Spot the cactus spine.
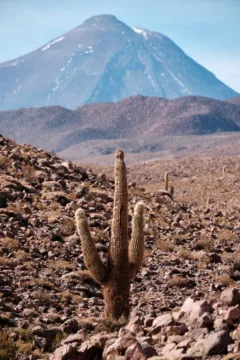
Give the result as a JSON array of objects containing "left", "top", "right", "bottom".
[{"left": 75, "top": 150, "right": 144, "bottom": 320}]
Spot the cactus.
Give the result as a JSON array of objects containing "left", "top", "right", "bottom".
[
  {"left": 164, "top": 172, "right": 169, "bottom": 191},
  {"left": 75, "top": 150, "right": 144, "bottom": 320}
]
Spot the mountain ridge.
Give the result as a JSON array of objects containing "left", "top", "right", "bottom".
[
  {"left": 0, "top": 95, "right": 239, "bottom": 157},
  {"left": 0, "top": 14, "right": 238, "bottom": 110}
]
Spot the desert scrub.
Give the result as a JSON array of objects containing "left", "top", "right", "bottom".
[
  {"left": 48, "top": 259, "right": 74, "bottom": 271},
  {"left": 178, "top": 248, "right": 191, "bottom": 259},
  {"left": 1, "top": 237, "right": 20, "bottom": 250},
  {"left": 157, "top": 239, "right": 174, "bottom": 252},
  {"left": 59, "top": 217, "right": 75, "bottom": 236},
  {"left": 94, "top": 316, "right": 128, "bottom": 334},
  {"left": 0, "top": 155, "right": 11, "bottom": 170},
  {"left": 0, "top": 258, "right": 14, "bottom": 268},
  {"left": 0, "top": 329, "right": 17, "bottom": 360},
  {"left": 215, "top": 273, "right": 233, "bottom": 287},
  {"left": 169, "top": 275, "right": 189, "bottom": 287},
  {"left": 193, "top": 238, "right": 213, "bottom": 252},
  {"left": 32, "top": 291, "right": 53, "bottom": 305},
  {"left": 60, "top": 291, "right": 83, "bottom": 303},
  {"left": 14, "top": 250, "right": 30, "bottom": 261},
  {"left": 35, "top": 278, "right": 55, "bottom": 290}
]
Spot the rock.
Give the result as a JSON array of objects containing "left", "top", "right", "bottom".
[
  {"left": 62, "top": 318, "right": 79, "bottom": 334},
  {"left": 80, "top": 332, "right": 116, "bottom": 356},
  {"left": 102, "top": 332, "right": 137, "bottom": 358},
  {"left": 49, "top": 343, "right": 79, "bottom": 360},
  {"left": 151, "top": 313, "right": 175, "bottom": 334},
  {"left": 32, "top": 326, "right": 63, "bottom": 350},
  {"left": 124, "top": 342, "right": 146, "bottom": 360},
  {"left": 188, "top": 300, "right": 213, "bottom": 323},
  {"left": 189, "top": 330, "right": 232, "bottom": 357},
  {"left": 196, "top": 312, "right": 213, "bottom": 329},
  {"left": 214, "top": 318, "right": 230, "bottom": 331},
  {"left": 224, "top": 306, "right": 240, "bottom": 322},
  {"left": 221, "top": 288, "right": 240, "bottom": 306},
  {"left": 203, "top": 330, "right": 232, "bottom": 356}
]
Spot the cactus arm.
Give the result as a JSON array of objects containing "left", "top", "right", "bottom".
[
  {"left": 157, "top": 189, "right": 173, "bottom": 200},
  {"left": 129, "top": 202, "right": 144, "bottom": 279},
  {"left": 75, "top": 209, "right": 107, "bottom": 284}
]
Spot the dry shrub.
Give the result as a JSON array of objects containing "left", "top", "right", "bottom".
[
  {"left": 14, "top": 250, "right": 30, "bottom": 261},
  {"left": 193, "top": 238, "right": 213, "bottom": 252},
  {"left": 218, "top": 230, "right": 237, "bottom": 243},
  {"left": 22, "top": 164, "right": 37, "bottom": 184},
  {"left": 16, "top": 340, "right": 33, "bottom": 356},
  {"left": 0, "top": 329, "right": 17, "bottom": 360},
  {"left": 49, "top": 260, "right": 74, "bottom": 270},
  {"left": 61, "top": 291, "right": 83, "bottom": 303},
  {"left": 216, "top": 273, "right": 232, "bottom": 287},
  {"left": 178, "top": 248, "right": 191, "bottom": 259},
  {"left": 94, "top": 316, "right": 128, "bottom": 334},
  {"left": 169, "top": 276, "right": 188, "bottom": 287},
  {"left": 0, "top": 258, "right": 14, "bottom": 268},
  {"left": 35, "top": 278, "right": 54, "bottom": 290},
  {"left": 0, "top": 155, "right": 11, "bottom": 169},
  {"left": 157, "top": 239, "right": 174, "bottom": 252},
  {"left": 32, "top": 291, "right": 52, "bottom": 305},
  {"left": 1, "top": 237, "right": 19, "bottom": 250},
  {"left": 59, "top": 217, "right": 76, "bottom": 237}
]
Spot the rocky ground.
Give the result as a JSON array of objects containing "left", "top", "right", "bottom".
[{"left": 0, "top": 134, "right": 240, "bottom": 359}]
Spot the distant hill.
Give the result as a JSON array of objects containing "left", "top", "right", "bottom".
[
  {"left": 0, "top": 95, "right": 239, "bottom": 155},
  {"left": 227, "top": 96, "right": 240, "bottom": 105},
  {"left": 0, "top": 14, "right": 238, "bottom": 111}
]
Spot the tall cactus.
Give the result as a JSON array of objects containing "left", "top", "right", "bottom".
[{"left": 75, "top": 150, "right": 144, "bottom": 320}]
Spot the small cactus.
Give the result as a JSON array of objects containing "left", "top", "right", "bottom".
[
  {"left": 75, "top": 150, "right": 144, "bottom": 320},
  {"left": 164, "top": 172, "right": 169, "bottom": 191}
]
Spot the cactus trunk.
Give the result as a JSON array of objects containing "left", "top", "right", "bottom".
[{"left": 104, "top": 150, "right": 130, "bottom": 319}]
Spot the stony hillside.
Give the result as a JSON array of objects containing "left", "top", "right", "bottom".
[
  {"left": 1, "top": 134, "right": 240, "bottom": 359},
  {"left": 0, "top": 15, "right": 238, "bottom": 111},
  {"left": 0, "top": 95, "right": 240, "bottom": 156}
]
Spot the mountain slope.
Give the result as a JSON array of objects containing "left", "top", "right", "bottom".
[
  {"left": 0, "top": 95, "right": 239, "bottom": 154},
  {"left": 0, "top": 15, "right": 238, "bottom": 111}
]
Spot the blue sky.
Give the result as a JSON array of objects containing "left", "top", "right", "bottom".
[{"left": 0, "top": 0, "right": 239, "bottom": 92}]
